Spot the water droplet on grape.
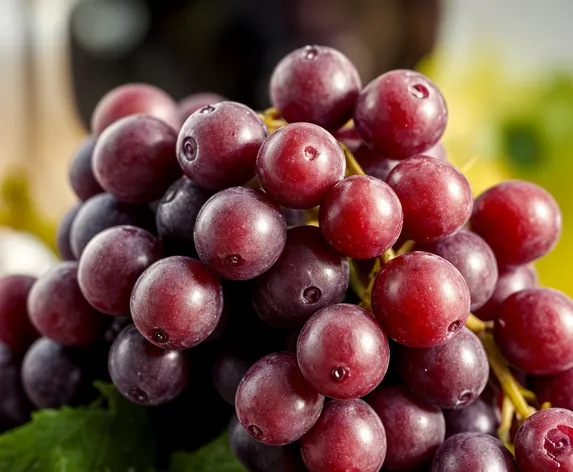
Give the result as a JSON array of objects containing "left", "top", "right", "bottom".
[
  {"left": 129, "top": 387, "right": 148, "bottom": 403},
  {"left": 304, "top": 145, "right": 318, "bottom": 161},
  {"left": 303, "top": 286, "right": 321, "bottom": 304},
  {"left": 224, "top": 254, "right": 243, "bottom": 265},
  {"left": 182, "top": 136, "right": 197, "bottom": 162},
  {"left": 410, "top": 83, "right": 429, "bottom": 99},
  {"left": 332, "top": 366, "right": 348, "bottom": 381},
  {"left": 303, "top": 46, "right": 318, "bottom": 60},
  {"left": 448, "top": 320, "right": 461, "bottom": 333},
  {"left": 247, "top": 424, "right": 263, "bottom": 439},
  {"left": 152, "top": 328, "right": 168, "bottom": 343},
  {"left": 200, "top": 105, "right": 215, "bottom": 114}
]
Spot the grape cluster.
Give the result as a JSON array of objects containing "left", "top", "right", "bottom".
[{"left": 0, "top": 44, "right": 572, "bottom": 472}]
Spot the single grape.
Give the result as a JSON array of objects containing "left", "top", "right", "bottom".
[
  {"left": 27, "top": 262, "right": 107, "bottom": 347},
  {"left": 424, "top": 141, "right": 447, "bottom": 160},
  {"left": 177, "top": 101, "right": 267, "bottom": 189},
  {"left": 353, "top": 69, "right": 447, "bottom": 159},
  {"left": 256, "top": 122, "right": 346, "bottom": 209},
  {"left": 301, "top": 399, "right": 386, "bottom": 472},
  {"left": 297, "top": 303, "right": 390, "bottom": 399},
  {"left": 78, "top": 225, "right": 163, "bottom": 316},
  {"left": 68, "top": 137, "right": 103, "bottom": 201},
  {"left": 0, "top": 275, "right": 38, "bottom": 354},
  {"left": 354, "top": 144, "right": 401, "bottom": 181},
  {"left": 318, "top": 175, "right": 403, "bottom": 259},
  {"left": 212, "top": 344, "right": 256, "bottom": 406},
  {"left": 0, "top": 343, "right": 32, "bottom": 430},
  {"left": 103, "top": 316, "right": 132, "bottom": 344},
  {"left": 386, "top": 155, "right": 473, "bottom": 243},
  {"left": 494, "top": 288, "right": 573, "bottom": 374},
  {"left": 70, "top": 193, "right": 155, "bottom": 258},
  {"left": 431, "top": 432, "right": 516, "bottom": 471},
  {"left": 280, "top": 206, "right": 307, "bottom": 227},
  {"left": 57, "top": 203, "right": 81, "bottom": 261},
  {"left": 178, "top": 92, "right": 226, "bottom": 123},
  {"left": 444, "top": 397, "right": 499, "bottom": 438},
  {"left": 91, "top": 83, "right": 179, "bottom": 135},
  {"left": 515, "top": 408, "right": 573, "bottom": 472},
  {"left": 253, "top": 225, "right": 349, "bottom": 329},
  {"left": 270, "top": 45, "right": 361, "bottom": 131},
  {"left": 194, "top": 187, "right": 287, "bottom": 280},
  {"left": 235, "top": 352, "right": 324, "bottom": 446},
  {"left": 108, "top": 325, "right": 190, "bottom": 406},
  {"left": 367, "top": 385, "right": 445, "bottom": 470},
  {"left": 131, "top": 256, "right": 223, "bottom": 350},
  {"left": 372, "top": 252, "right": 471, "bottom": 348},
  {"left": 533, "top": 367, "right": 573, "bottom": 411},
  {"left": 470, "top": 180, "right": 562, "bottom": 266}
]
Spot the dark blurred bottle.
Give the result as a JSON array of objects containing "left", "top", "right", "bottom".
[{"left": 68, "top": 0, "right": 440, "bottom": 130}]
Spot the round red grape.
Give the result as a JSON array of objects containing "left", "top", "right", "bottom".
[
  {"left": 0, "top": 343, "right": 32, "bottom": 430},
  {"left": 178, "top": 92, "right": 226, "bottom": 123},
  {"left": 0, "top": 275, "right": 38, "bottom": 354},
  {"left": 444, "top": 397, "right": 499, "bottom": 438},
  {"left": 68, "top": 137, "right": 103, "bottom": 201},
  {"left": 57, "top": 203, "right": 81, "bottom": 261},
  {"left": 533, "top": 368, "right": 573, "bottom": 411}
]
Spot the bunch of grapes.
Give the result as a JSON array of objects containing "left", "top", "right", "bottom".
[{"left": 1, "top": 44, "right": 572, "bottom": 472}]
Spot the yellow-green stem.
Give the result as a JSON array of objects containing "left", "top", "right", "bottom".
[
  {"left": 396, "top": 240, "right": 415, "bottom": 255},
  {"left": 499, "top": 394, "right": 516, "bottom": 455},
  {"left": 465, "top": 314, "right": 487, "bottom": 334},
  {"left": 339, "top": 142, "right": 366, "bottom": 176}
]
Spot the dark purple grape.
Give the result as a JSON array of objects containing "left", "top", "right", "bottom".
[
  {"left": 194, "top": 187, "right": 287, "bottom": 280},
  {"left": 78, "top": 226, "right": 163, "bottom": 316},
  {"left": 235, "top": 352, "right": 324, "bottom": 445},
  {"left": 212, "top": 344, "right": 257, "bottom": 406},
  {"left": 419, "top": 230, "right": 498, "bottom": 311},
  {"left": 494, "top": 288, "right": 573, "bottom": 375},
  {"left": 253, "top": 225, "right": 349, "bottom": 329},
  {"left": 103, "top": 317, "right": 132, "bottom": 344},
  {"left": 178, "top": 92, "right": 226, "bottom": 123},
  {"left": 301, "top": 399, "right": 386, "bottom": 472},
  {"left": 131, "top": 256, "right": 223, "bottom": 350},
  {"left": 57, "top": 203, "right": 81, "bottom": 261},
  {"left": 533, "top": 367, "right": 573, "bottom": 411},
  {"left": 367, "top": 385, "right": 445, "bottom": 470},
  {"left": 319, "top": 175, "right": 403, "bottom": 259},
  {"left": 0, "top": 275, "right": 38, "bottom": 354},
  {"left": 0, "top": 343, "right": 32, "bottom": 430},
  {"left": 444, "top": 397, "right": 499, "bottom": 439},
  {"left": 297, "top": 303, "right": 390, "bottom": 399},
  {"left": 471, "top": 180, "right": 562, "bottom": 266},
  {"left": 431, "top": 432, "right": 516, "bottom": 471},
  {"left": 70, "top": 193, "right": 155, "bottom": 259},
  {"left": 91, "top": 83, "right": 179, "bottom": 135},
  {"left": 27, "top": 262, "right": 107, "bottom": 347},
  {"left": 354, "top": 69, "right": 447, "bottom": 160},
  {"left": 280, "top": 206, "right": 307, "bottom": 227},
  {"left": 515, "top": 408, "right": 573, "bottom": 472},
  {"left": 270, "top": 45, "right": 361, "bottom": 131},
  {"left": 400, "top": 327, "right": 489, "bottom": 409},
  {"left": 256, "top": 122, "right": 346, "bottom": 209},
  {"left": 108, "top": 325, "right": 189, "bottom": 406},
  {"left": 354, "top": 144, "right": 401, "bottom": 181},
  {"left": 68, "top": 136, "right": 104, "bottom": 201}
]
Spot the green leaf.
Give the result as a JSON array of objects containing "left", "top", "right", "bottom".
[{"left": 0, "top": 382, "right": 156, "bottom": 472}]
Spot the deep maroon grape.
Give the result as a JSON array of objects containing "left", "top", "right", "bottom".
[
  {"left": 27, "top": 262, "right": 106, "bottom": 347},
  {"left": 515, "top": 408, "right": 573, "bottom": 472},
  {"left": 78, "top": 225, "right": 163, "bottom": 316},
  {"left": 301, "top": 399, "right": 386, "bottom": 472},
  {"left": 270, "top": 45, "right": 361, "bottom": 131},
  {"left": 68, "top": 137, "right": 104, "bottom": 201},
  {"left": 431, "top": 432, "right": 516, "bottom": 471},
  {"left": 533, "top": 367, "right": 573, "bottom": 411},
  {"left": 444, "top": 398, "right": 499, "bottom": 438},
  {"left": 400, "top": 327, "right": 489, "bottom": 409},
  {"left": 194, "top": 187, "right": 287, "bottom": 280},
  {"left": 0, "top": 343, "right": 32, "bottom": 430},
  {"left": 178, "top": 92, "right": 226, "bottom": 123},
  {"left": 131, "top": 256, "right": 223, "bottom": 350},
  {"left": 70, "top": 193, "right": 155, "bottom": 258},
  {"left": 386, "top": 155, "right": 473, "bottom": 242},
  {"left": 0, "top": 275, "right": 38, "bottom": 354},
  {"left": 470, "top": 180, "right": 562, "bottom": 266},
  {"left": 177, "top": 101, "right": 267, "bottom": 190},
  {"left": 372, "top": 252, "right": 471, "bottom": 348},
  {"left": 109, "top": 325, "right": 190, "bottom": 406},
  {"left": 256, "top": 122, "right": 346, "bottom": 209},
  {"left": 235, "top": 352, "right": 324, "bottom": 446},
  {"left": 213, "top": 344, "right": 257, "bottom": 406},
  {"left": 253, "top": 225, "right": 349, "bottom": 329},
  {"left": 297, "top": 303, "right": 390, "bottom": 399},
  {"left": 354, "top": 144, "right": 401, "bottom": 181},
  {"left": 91, "top": 83, "right": 179, "bottom": 135},
  {"left": 494, "top": 288, "right": 573, "bottom": 375},
  {"left": 353, "top": 69, "right": 447, "bottom": 160},
  {"left": 57, "top": 203, "right": 81, "bottom": 261},
  {"left": 280, "top": 206, "right": 307, "bottom": 227}
]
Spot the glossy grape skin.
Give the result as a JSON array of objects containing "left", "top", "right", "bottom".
[
  {"left": 431, "top": 432, "right": 516, "bottom": 471},
  {"left": 212, "top": 344, "right": 256, "bottom": 406},
  {"left": 93, "top": 115, "right": 180, "bottom": 203},
  {"left": 400, "top": 328, "right": 489, "bottom": 409},
  {"left": 515, "top": 408, "right": 573, "bottom": 472},
  {"left": 91, "top": 83, "right": 180, "bottom": 135},
  {"left": 194, "top": 187, "right": 287, "bottom": 280},
  {"left": 301, "top": 399, "right": 386, "bottom": 472},
  {"left": 70, "top": 193, "right": 155, "bottom": 258},
  {"left": 470, "top": 180, "right": 562, "bottom": 267},
  {"left": 27, "top": 262, "right": 106, "bottom": 347},
  {"left": 368, "top": 385, "right": 445, "bottom": 470},
  {"left": 372, "top": 252, "right": 471, "bottom": 348},
  {"left": 57, "top": 204, "right": 81, "bottom": 261},
  {"left": 235, "top": 352, "right": 324, "bottom": 446},
  {"left": 0, "top": 275, "right": 38, "bottom": 354},
  {"left": 256, "top": 122, "right": 346, "bottom": 209},
  {"left": 494, "top": 288, "right": 573, "bottom": 375},
  {"left": 178, "top": 92, "right": 226, "bottom": 123},
  {"left": 108, "top": 325, "right": 189, "bottom": 406},
  {"left": 177, "top": 101, "right": 267, "bottom": 190},
  {"left": 253, "top": 225, "right": 349, "bottom": 329},
  {"left": 270, "top": 45, "right": 361, "bottom": 131},
  {"left": 297, "top": 304, "right": 390, "bottom": 399},
  {"left": 68, "top": 137, "right": 103, "bottom": 201},
  {"left": 78, "top": 226, "right": 163, "bottom": 316},
  {"left": 444, "top": 398, "right": 499, "bottom": 438},
  {"left": 0, "top": 343, "right": 32, "bottom": 430},
  {"left": 533, "top": 367, "right": 573, "bottom": 411},
  {"left": 386, "top": 155, "right": 473, "bottom": 243},
  {"left": 354, "top": 70, "right": 447, "bottom": 160}
]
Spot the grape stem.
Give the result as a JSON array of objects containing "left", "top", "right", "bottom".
[
  {"left": 339, "top": 141, "right": 366, "bottom": 176},
  {"left": 396, "top": 240, "right": 415, "bottom": 255},
  {"left": 465, "top": 314, "right": 488, "bottom": 334},
  {"left": 499, "top": 394, "right": 516, "bottom": 455}
]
